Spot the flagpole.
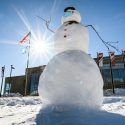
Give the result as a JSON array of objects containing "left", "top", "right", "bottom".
[
  {"left": 109, "top": 52, "right": 115, "bottom": 94},
  {"left": 8, "top": 65, "right": 15, "bottom": 94},
  {"left": 0, "top": 66, "right": 5, "bottom": 97},
  {"left": 24, "top": 32, "right": 31, "bottom": 96}
]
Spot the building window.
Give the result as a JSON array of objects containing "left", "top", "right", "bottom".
[
  {"left": 30, "top": 73, "right": 40, "bottom": 95},
  {"left": 102, "top": 69, "right": 111, "bottom": 83},
  {"left": 102, "top": 68, "right": 125, "bottom": 84},
  {"left": 112, "top": 69, "right": 124, "bottom": 83},
  {"left": 4, "top": 83, "right": 11, "bottom": 94}
]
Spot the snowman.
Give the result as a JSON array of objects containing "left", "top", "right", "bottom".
[{"left": 38, "top": 7, "right": 103, "bottom": 123}]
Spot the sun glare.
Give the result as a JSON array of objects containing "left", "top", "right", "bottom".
[
  {"left": 13, "top": 6, "right": 55, "bottom": 65},
  {"left": 29, "top": 33, "right": 54, "bottom": 65},
  {"left": 31, "top": 40, "right": 48, "bottom": 55}
]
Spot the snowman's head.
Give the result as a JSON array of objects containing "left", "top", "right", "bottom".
[{"left": 61, "top": 7, "right": 81, "bottom": 24}]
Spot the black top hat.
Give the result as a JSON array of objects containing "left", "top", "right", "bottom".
[{"left": 64, "top": 7, "right": 76, "bottom": 12}]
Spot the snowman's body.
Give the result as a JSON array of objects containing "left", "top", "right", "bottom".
[
  {"left": 38, "top": 7, "right": 103, "bottom": 124},
  {"left": 54, "top": 22, "right": 89, "bottom": 54},
  {"left": 39, "top": 50, "right": 103, "bottom": 108}
]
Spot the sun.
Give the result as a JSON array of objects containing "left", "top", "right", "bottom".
[
  {"left": 31, "top": 40, "right": 49, "bottom": 55},
  {"left": 29, "top": 32, "right": 54, "bottom": 65},
  {"left": 13, "top": 6, "right": 55, "bottom": 65}
]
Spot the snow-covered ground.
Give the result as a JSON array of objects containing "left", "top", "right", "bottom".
[
  {"left": 0, "top": 96, "right": 42, "bottom": 125},
  {"left": 0, "top": 89, "right": 125, "bottom": 125}
]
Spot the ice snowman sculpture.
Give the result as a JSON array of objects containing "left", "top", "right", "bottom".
[{"left": 38, "top": 7, "right": 103, "bottom": 109}]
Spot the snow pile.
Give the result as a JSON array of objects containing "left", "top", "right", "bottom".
[
  {"left": 36, "top": 89, "right": 125, "bottom": 125},
  {"left": 104, "top": 89, "right": 125, "bottom": 96},
  {"left": 39, "top": 50, "right": 103, "bottom": 108},
  {"left": 36, "top": 106, "right": 125, "bottom": 125},
  {"left": 114, "top": 89, "right": 125, "bottom": 96},
  {"left": 0, "top": 97, "right": 42, "bottom": 106},
  {"left": 0, "top": 91, "right": 125, "bottom": 125},
  {"left": 2, "top": 92, "right": 23, "bottom": 97},
  {"left": 102, "top": 96, "right": 125, "bottom": 117},
  {"left": 0, "top": 97, "right": 42, "bottom": 125},
  {"left": 30, "top": 90, "right": 39, "bottom": 96}
]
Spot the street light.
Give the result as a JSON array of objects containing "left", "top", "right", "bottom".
[
  {"left": 8, "top": 65, "right": 15, "bottom": 94},
  {"left": 0, "top": 66, "right": 5, "bottom": 97}
]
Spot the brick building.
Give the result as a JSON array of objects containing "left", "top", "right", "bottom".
[
  {"left": 4, "top": 54, "right": 125, "bottom": 96},
  {"left": 4, "top": 65, "right": 45, "bottom": 96}
]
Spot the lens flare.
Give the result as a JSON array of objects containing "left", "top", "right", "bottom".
[
  {"left": 12, "top": 6, "right": 55, "bottom": 66},
  {"left": 30, "top": 34, "right": 54, "bottom": 64},
  {"left": 31, "top": 41, "right": 48, "bottom": 55}
]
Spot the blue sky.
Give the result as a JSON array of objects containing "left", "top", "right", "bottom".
[{"left": 0, "top": 0, "right": 125, "bottom": 79}]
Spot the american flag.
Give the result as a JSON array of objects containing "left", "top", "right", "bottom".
[
  {"left": 19, "top": 32, "right": 31, "bottom": 45},
  {"left": 109, "top": 52, "right": 116, "bottom": 66},
  {"left": 97, "top": 53, "right": 103, "bottom": 67}
]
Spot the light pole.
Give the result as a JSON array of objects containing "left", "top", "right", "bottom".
[
  {"left": 0, "top": 66, "right": 5, "bottom": 97},
  {"left": 8, "top": 65, "right": 15, "bottom": 94}
]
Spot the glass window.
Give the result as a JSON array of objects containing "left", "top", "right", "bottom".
[
  {"left": 102, "top": 68, "right": 125, "bottom": 84},
  {"left": 102, "top": 69, "right": 111, "bottom": 83},
  {"left": 4, "top": 83, "right": 11, "bottom": 94},
  {"left": 112, "top": 69, "right": 124, "bottom": 82},
  {"left": 30, "top": 73, "right": 40, "bottom": 95}
]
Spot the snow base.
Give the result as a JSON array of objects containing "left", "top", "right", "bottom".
[
  {"left": 36, "top": 104, "right": 125, "bottom": 125},
  {"left": 1, "top": 93, "right": 125, "bottom": 125}
]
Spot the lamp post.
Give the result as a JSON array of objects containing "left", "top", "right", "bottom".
[
  {"left": 0, "top": 66, "right": 5, "bottom": 97},
  {"left": 8, "top": 65, "right": 15, "bottom": 94}
]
